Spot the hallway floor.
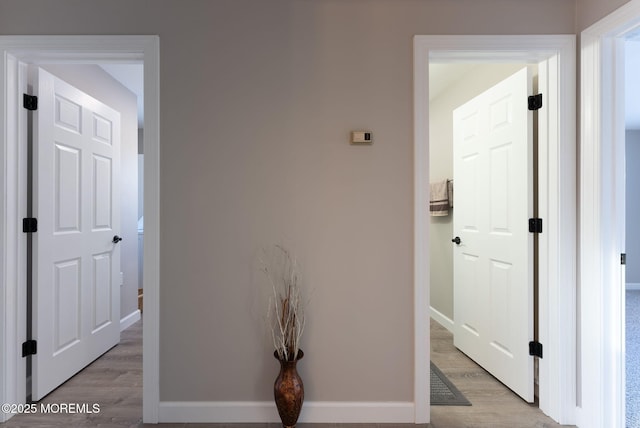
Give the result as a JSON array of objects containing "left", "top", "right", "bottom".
[
  {"left": 3, "top": 319, "right": 143, "bottom": 427},
  {"left": 627, "top": 289, "right": 640, "bottom": 427},
  {"left": 429, "top": 320, "right": 575, "bottom": 428},
  {"left": 2, "top": 319, "right": 575, "bottom": 427}
]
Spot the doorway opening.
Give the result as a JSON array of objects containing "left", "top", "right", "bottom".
[
  {"left": 624, "top": 35, "right": 640, "bottom": 428},
  {"left": 23, "top": 63, "right": 144, "bottom": 402},
  {"left": 0, "top": 36, "right": 160, "bottom": 424},
  {"left": 413, "top": 35, "right": 576, "bottom": 424},
  {"left": 428, "top": 62, "right": 540, "bottom": 402}
]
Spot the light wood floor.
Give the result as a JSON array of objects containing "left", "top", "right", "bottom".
[
  {"left": 429, "top": 321, "right": 575, "bottom": 428},
  {"left": 3, "top": 320, "right": 143, "bottom": 427},
  {"left": 2, "top": 319, "right": 575, "bottom": 427}
]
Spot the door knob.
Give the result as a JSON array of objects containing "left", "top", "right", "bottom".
[
  {"left": 112, "top": 235, "right": 123, "bottom": 244},
  {"left": 451, "top": 236, "right": 461, "bottom": 245}
]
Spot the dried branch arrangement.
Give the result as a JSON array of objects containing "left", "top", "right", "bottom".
[{"left": 260, "top": 245, "right": 305, "bottom": 362}]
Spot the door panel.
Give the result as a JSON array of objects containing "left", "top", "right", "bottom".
[
  {"left": 32, "top": 67, "right": 121, "bottom": 401},
  {"left": 453, "top": 67, "right": 534, "bottom": 402},
  {"left": 53, "top": 259, "right": 81, "bottom": 354}
]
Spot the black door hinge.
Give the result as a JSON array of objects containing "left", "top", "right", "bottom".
[
  {"left": 529, "top": 218, "right": 543, "bottom": 234},
  {"left": 22, "top": 340, "right": 37, "bottom": 357},
  {"left": 528, "top": 94, "right": 543, "bottom": 111},
  {"left": 622, "top": 253, "right": 627, "bottom": 265},
  {"left": 529, "top": 341, "right": 543, "bottom": 358},
  {"left": 22, "top": 218, "right": 37, "bottom": 233},
  {"left": 23, "top": 94, "right": 38, "bottom": 111}
]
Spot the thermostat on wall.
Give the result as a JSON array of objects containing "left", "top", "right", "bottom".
[{"left": 351, "top": 131, "right": 372, "bottom": 145}]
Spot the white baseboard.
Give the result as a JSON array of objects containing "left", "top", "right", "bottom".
[
  {"left": 627, "top": 283, "right": 640, "bottom": 291},
  {"left": 120, "top": 309, "right": 141, "bottom": 331},
  {"left": 158, "top": 401, "right": 415, "bottom": 423},
  {"left": 430, "top": 306, "right": 455, "bottom": 332}
]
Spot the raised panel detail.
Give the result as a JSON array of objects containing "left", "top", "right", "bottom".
[
  {"left": 55, "top": 144, "right": 81, "bottom": 233},
  {"left": 489, "top": 259, "right": 513, "bottom": 358},
  {"left": 92, "top": 253, "right": 112, "bottom": 332},
  {"left": 490, "top": 340, "right": 514, "bottom": 359},
  {"left": 462, "top": 323, "right": 480, "bottom": 337},
  {"left": 490, "top": 143, "right": 512, "bottom": 234},
  {"left": 462, "top": 111, "right": 479, "bottom": 142},
  {"left": 489, "top": 95, "right": 513, "bottom": 132},
  {"left": 55, "top": 95, "right": 82, "bottom": 134},
  {"left": 459, "top": 253, "right": 480, "bottom": 334},
  {"left": 461, "top": 153, "right": 479, "bottom": 232},
  {"left": 93, "top": 155, "right": 112, "bottom": 230},
  {"left": 54, "top": 259, "right": 81, "bottom": 355},
  {"left": 93, "top": 114, "right": 113, "bottom": 145}
]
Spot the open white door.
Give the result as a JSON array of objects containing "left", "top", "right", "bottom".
[
  {"left": 31, "top": 67, "right": 121, "bottom": 400},
  {"left": 452, "top": 67, "right": 534, "bottom": 402}
]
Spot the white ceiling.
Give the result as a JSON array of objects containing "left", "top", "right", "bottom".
[{"left": 100, "top": 64, "right": 144, "bottom": 127}]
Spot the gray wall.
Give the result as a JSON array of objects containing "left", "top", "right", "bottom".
[
  {"left": 0, "top": 0, "right": 576, "bottom": 404},
  {"left": 429, "top": 63, "right": 527, "bottom": 325},
  {"left": 40, "top": 64, "right": 140, "bottom": 323},
  {"left": 627, "top": 131, "right": 640, "bottom": 284}
]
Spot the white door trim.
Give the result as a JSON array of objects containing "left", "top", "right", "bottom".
[
  {"left": 0, "top": 35, "right": 161, "bottom": 423},
  {"left": 579, "top": 2, "right": 640, "bottom": 426},
  {"left": 413, "top": 35, "right": 576, "bottom": 424}
]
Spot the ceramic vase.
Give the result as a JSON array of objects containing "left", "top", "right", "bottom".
[{"left": 273, "top": 350, "right": 304, "bottom": 428}]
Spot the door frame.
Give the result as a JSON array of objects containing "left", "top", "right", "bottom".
[
  {"left": 413, "top": 35, "right": 576, "bottom": 424},
  {"left": 0, "top": 35, "right": 161, "bottom": 423},
  {"left": 579, "top": 2, "right": 640, "bottom": 426}
]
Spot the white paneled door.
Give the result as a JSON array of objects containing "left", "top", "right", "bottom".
[
  {"left": 31, "top": 68, "right": 121, "bottom": 401},
  {"left": 452, "top": 67, "right": 534, "bottom": 402}
]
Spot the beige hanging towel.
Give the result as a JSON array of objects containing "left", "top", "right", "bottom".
[{"left": 430, "top": 179, "right": 449, "bottom": 216}]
